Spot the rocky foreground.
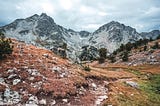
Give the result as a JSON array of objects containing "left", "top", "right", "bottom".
[
  {"left": 0, "top": 39, "right": 160, "bottom": 106},
  {"left": 0, "top": 39, "right": 109, "bottom": 106}
]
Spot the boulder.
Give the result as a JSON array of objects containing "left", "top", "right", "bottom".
[{"left": 126, "top": 81, "right": 138, "bottom": 88}]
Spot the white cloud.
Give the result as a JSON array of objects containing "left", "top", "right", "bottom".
[
  {"left": 98, "top": 11, "right": 109, "bottom": 16},
  {"left": 59, "top": 0, "right": 73, "bottom": 10},
  {"left": 41, "top": 3, "right": 54, "bottom": 14},
  {"left": 81, "top": 23, "right": 102, "bottom": 30},
  {"left": 0, "top": 0, "right": 160, "bottom": 32}
]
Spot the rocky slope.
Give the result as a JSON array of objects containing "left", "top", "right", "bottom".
[
  {"left": 89, "top": 21, "right": 142, "bottom": 52},
  {"left": 0, "top": 13, "right": 90, "bottom": 61},
  {"left": 0, "top": 38, "right": 160, "bottom": 106},
  {"left": 0, "top": 13, "right": 159, "bottom": 61},
  {"left": 140, "top": 30, "right": 160, "bottom": 40},
  {"left": 0, "top": 39, "right": 109, "bottom": 105}
]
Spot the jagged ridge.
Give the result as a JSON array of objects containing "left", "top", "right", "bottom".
[{"left": 0, "top": 13, "right": 159, "bottom": 61}]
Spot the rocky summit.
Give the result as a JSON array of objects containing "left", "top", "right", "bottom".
[{"left": 0, "top": 13, "right": 160, "bottom": 61}]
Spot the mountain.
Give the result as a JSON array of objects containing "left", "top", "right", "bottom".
[
  {"left": 140, "top": 30, "right": 160, "bottom": 40},
  {"left": 89, "top": 21, "right": 142, "bottom": 52},
  {"left": 1, "top": 18, "right": 160, "bottom": 105},
  {"left": 0, "top": 13, "right": 90, "bottom": 61},
  {"left": 0, "top": 13, "right": 159, "bottom": 61}
]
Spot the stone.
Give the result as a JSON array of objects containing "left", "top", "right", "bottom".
[
  {"left": 29, "top": 77, "right": 35, "bottom": 81},
  {"left": 7, "top": 69, "right": 14, "bottom": 73},
  {"left": 27, "top": 95, "right": 38, "bottom": 105},
  {"left": 60, "top": 73, "right": 66, "bottom": 78},
  {"left": 0, "top": 78, "right": 5, "bottom": 83},
  {"left": 13, "top": 79, "right": 21, "bottom": 85},
  {"left": 52, "top": 66, "right": 61, "bottom": 72},
  {"left": 39, "top": 99, "right": 46, "bottom": 105},
  {"left": 126, "top": 81, "right": 138, "bottom": 88},
  {"left": 3, "top": 88, "right": 21, "bottom": 104},
  {"left": 62, "top": 99, "right": 68, "bottom": 103},
  {"left": 91, "top": 83, "right": 97, "bottom": 90},
  {"left": 8, "top": 74, "right": 17, "bottom": 79},
  {"left": 50, "top": 100, "right": 56, "bottom": 105},
  {"left": 42, "top": 54, "right": 49, "bottom": 58},
  {"left": 95, "top": 95, "right": 108, "bottom": 105},
  {"left": 28, "top": 69, "right": 40, "bottom": 76},
  {"left": 26, "top": 104, "right": 38, "bottom": 106}
]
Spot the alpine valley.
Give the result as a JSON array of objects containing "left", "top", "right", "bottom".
[
  {"left": 1, "top": 13, "right": 160, "bottom": 106},
  {"left": 1, "top": 13, "right": 160, "bottom": 61}
]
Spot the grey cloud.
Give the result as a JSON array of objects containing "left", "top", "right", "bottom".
[{"left": 0, "top": 0, "right": 160, "bottom": 32}]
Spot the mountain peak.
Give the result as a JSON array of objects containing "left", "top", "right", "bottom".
[
  {"left": 40, "top": 13, "right": 48, "bottom": 17},
  {"left": 108, "top": 21, "right": 120, "bottom": 24}
]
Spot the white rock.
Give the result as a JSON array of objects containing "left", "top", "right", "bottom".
[
  {"left": 50, "top": 100, "right": 56, "bottom": 105},
  {"left": 52, "top": 66, "right": 61, "bottom": 72},
  {"left": 95, "top": 95, "right": 108, "bottom": 105},
  {"left": 62, "top": 99, "right": 68, "bottom": 103},
  {"left": 29, "top": 77, "right": 35, "bottom": 81},
  {"left": 91, "top": 83, "right": 97, "bottom": 89},
  {"left": 8, "top": 74, "right": 17, "bottom": 79},
  {"left": 126, "top": 81, "right": 138, "bottom": 88},
  {"left": 26, "top": 104, "right": 38, "bottom": 106},
  {"left": 3, "top": 88, "right": 21, "bottom": 104},
  {"left": 60, "top": 73, "right": 66, "bottom": 78},
  {"left": 43, "top": 54, "right": 49, "bottom": 58},
  {"left": 0, "top": 78, "right": 4, "bottom": 83},
  {"left": 28, "top": 69, "right": 40, "bottom": 76},
  {"left": 39, "top": 99, "right": 46, "bottom": 105},
  {"left": 28, "top": 95, "right": 38, "bottom": 104},
  {"left": 7, "top": 69, "right": 14, "bottom": 73},
  {"left": 13, "top": 79, "right": 21, "bottom": 85}
]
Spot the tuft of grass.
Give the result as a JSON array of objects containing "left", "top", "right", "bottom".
[
  {"left": 140, "top": 74, "right": 160, "bottom": 105},
  {"left": 126, "top": 68, "right": 141, "bottom": 76},
  {"left": 83, "top": 65, "right": 91, "bottom": 72}
]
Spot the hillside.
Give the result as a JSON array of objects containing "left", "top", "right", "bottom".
[
  {"left": 88, "top": 39, "right": 160, "bottom": 105},
  {"left": 0, "top": 38, "right": 160, "bottom": 105},
  {"left": 0, "top": 13, "right": 160, "bottom": 106},
  {"left": 0, "top": 39, "right": 109, "bottom": 105}
]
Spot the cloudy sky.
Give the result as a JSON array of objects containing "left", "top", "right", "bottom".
[{"left": 0, "top": 0, "right": 160, "bottom": 32}]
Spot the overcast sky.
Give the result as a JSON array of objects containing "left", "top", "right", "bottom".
[{"left": 0, "top": 0, "right": 160, "bottom": 32}]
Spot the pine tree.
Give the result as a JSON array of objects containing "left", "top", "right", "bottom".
[
  {"left": 61, "top": 43, "right": 67, "bottom": 58},
  {"left": 109, "top": 55, "right": 116, "bottom": 63},
  {"left": 144, "top": 45, "right": 147, "bottom": 51},
  {"left": 152, "top": 42, "right": 159, "bottom": 49},
  {"left": 0, "top": 32, "right": 13, "bottom": 60},
  {"left": 98, "top": 48, "right": 107, "bottom": 63},
  {"left": 157, "top": 35, "right": 160, "bottom": 40},
  {"left": 122, "top": 51, "right": 128, "bottom": 62}
]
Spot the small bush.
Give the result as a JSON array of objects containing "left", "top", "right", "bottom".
[
  {"left": 152, "top": 42, "right": 159, "bottom": 49},
  {"left": 107, "top": 55, "right": 116, "bottom": 63},
  {"left": 98, "top": 57, "right": 105, "bottom": 64},
  {"left": 157, "top": 35, "right": 160, "bottom": 40},
  {"left": 98, "top": 48, "right": 107, "bottom": 63},
  {"left": 122, "top": 51, "right": 128, "bottom": 62},
  {"left": 84, "top": 65, "right": 91, "bottom": 71},
  {"left": 0, "top": 32, "right": 13, "bottom": 60},
  {"left": 144, "top": 45, "right": 147, "bottom": 51}
]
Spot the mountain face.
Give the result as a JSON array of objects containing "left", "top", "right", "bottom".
[
  {"left": 0, "top": 13, "right": 90, "bottom": 61},
  {"left": 89, "top": 21, "right": 142, "bottom": 52},
  {"left": 140, "top": 30, "right": 160, "bottom": 40},
  {"left": 0, "top": 13, "right": 159, "bottom": 61}
]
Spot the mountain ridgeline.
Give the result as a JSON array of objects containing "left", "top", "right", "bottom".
[{"left": 0, "top": 13, "right": 160, "bottom": 61}]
